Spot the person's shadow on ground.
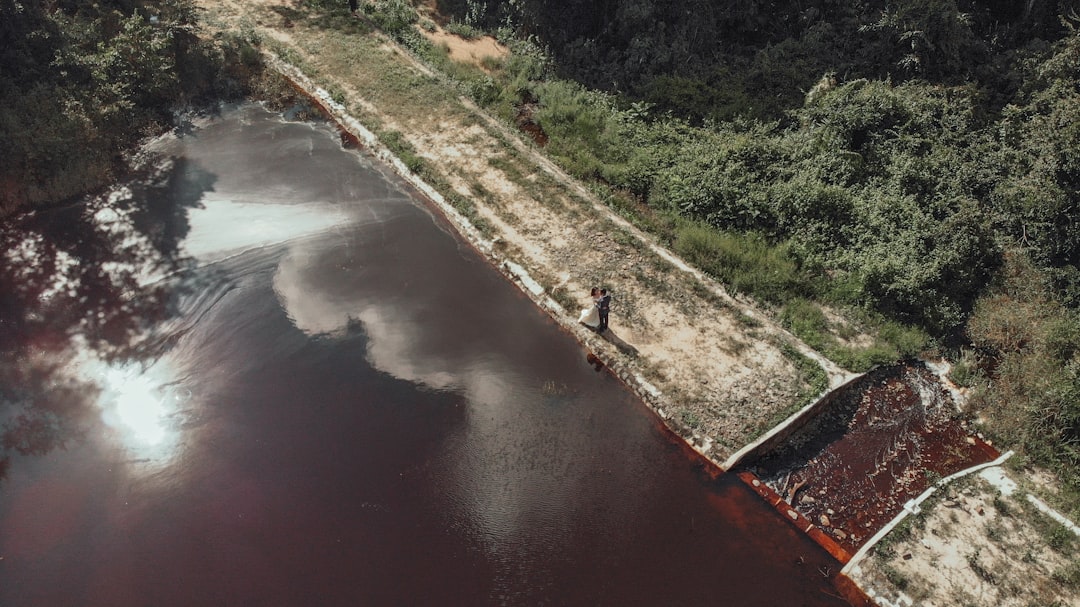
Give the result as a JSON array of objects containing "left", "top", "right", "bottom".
[{"left": 597, "top": 328, "right": 639, "bottom": 357}]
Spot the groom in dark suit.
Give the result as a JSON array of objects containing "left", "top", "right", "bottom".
[{"left": 597, "top": 289, "right": 612, "bottom": 332}]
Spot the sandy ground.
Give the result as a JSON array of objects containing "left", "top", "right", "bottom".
[
  {"left": 194, "top": 2, "right": 1080, "bottom": 605},
  {"left": 416, "top": 22, "right": 507, "bottom": 69},
  {"left": 849, "top": 466, "right": 1080, "bottom": 607}
]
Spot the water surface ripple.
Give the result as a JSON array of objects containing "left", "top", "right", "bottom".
[{"left": 0, "top": 104, "right": 851, "bottom": 606}]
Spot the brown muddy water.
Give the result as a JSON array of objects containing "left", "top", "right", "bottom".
[
  {"left": 737, "top": 363, "right": 998, "bottom": 558},
  {"left": 0, "top": 104, "right": 857, "bottom": 606}
]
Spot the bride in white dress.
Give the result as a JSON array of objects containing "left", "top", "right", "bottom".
[{"left": 577, "top": 287, "right": 601, "bottom": 329}]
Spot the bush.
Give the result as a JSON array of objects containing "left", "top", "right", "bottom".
[
  {"left": 445, "top": 20, "right": 483, "bottom": 40},
  {"left": 967, "top": 253, "right": 1080, "bottom": 492},
  {"left": 362, "top": 0, "right": 417, "bottom": 36},
  {"left": 532, "top": 81, "right": 622, "bottom": 178}
]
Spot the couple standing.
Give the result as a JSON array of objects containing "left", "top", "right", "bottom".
[{"left": 578, "top": 287, "right": 611, "bottom": 332}]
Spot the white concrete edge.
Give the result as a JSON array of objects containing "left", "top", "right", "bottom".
[
  {"left": 267, "top": 56, "right": 566, "bottom": 314},
  {"left": 1026, "top": 494, "right": 1080, "bottom": 537},
  {"left": 721, "top": 376, "right": 861, "bottom": 470},
  {"left": 840, "top": 449, "right": 1015, "bottom": 575}
]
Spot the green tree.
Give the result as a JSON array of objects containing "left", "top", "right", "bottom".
[{"left": 992, "top": 30, "right": 1080, "bottom": 301}]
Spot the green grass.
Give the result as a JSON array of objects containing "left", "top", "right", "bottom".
[
  {"left": 679, "top": 409, "right": 702, "bottom": 430},
  {"left": 672, "top": 224, "right": 804, "bottom": 305},
  {"left": 767, "top": 341, "right": 828, "bottom": 427},
  {"left": 1053, "top": 561, "right": 1080, "bottom": 589},
  {"left": 778, "top": 297, "right": 929, "bottom": 372},
  {"left": 377, "top": 129, "right": 425, "bottom": 174}
]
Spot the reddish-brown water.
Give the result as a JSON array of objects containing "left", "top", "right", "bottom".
[
  {"left": 740, "top": 363, "right": 998, "bottom": 556},
  {"left": 0, "top": 104, "right": 858, "bottom": 606}
]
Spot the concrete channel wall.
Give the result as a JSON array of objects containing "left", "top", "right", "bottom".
[{"left": 722, "top": 371, "right": 866, "bottom": 471}]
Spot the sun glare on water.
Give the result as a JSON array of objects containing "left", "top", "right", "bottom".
[
  {"left": 104, "top": 366, "right": 169, "bottom": 446},
  {"left": 91, "top": 359, "right": 185, "bottom": 461}
]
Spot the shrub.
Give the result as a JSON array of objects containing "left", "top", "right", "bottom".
[
  {"left": 445, "top": 20, "right": 483, "bottom": 40},
  {"left": 362, "top": 0, "right": 417, "bottom": 36},
  {"left": 967, "top": 252, "right": 1080, "bottom": 492}
]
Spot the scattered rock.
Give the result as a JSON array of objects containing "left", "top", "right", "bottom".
[
  {"left": 801, "top": 495, "right": 816, "bottom": 504},
  {"left": 834, "top": 529, "right": 847, "bottom": 540},
  {"left": 820, "top": 514, "right": 831, "bottom": 527}
]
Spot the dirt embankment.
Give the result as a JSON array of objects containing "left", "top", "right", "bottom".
[{"left": 198, "top": 0, "right": 855, "bottom": 465}]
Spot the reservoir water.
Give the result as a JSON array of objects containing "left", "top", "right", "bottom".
[{"left": 0, "top": 104, "right": 852, "bottom": 606}]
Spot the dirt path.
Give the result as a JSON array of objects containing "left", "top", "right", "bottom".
[{"left": 195, "top": 0, "right": 856, "bottom": 462}]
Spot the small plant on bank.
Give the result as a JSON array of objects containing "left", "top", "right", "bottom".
[
  {"left": 880, "top": 563, "right": 910, "bottom": 591},
  {"left": 679, "top": 409, "right": 702, "bottom": 430},
  {"left": 441, "top": 190, "right": 491, "bottom": 238},
  {"left": 445, "top": 20, "right": 483, "bottom": 40},
  {"left": 378, "top": 129, "right": 426, "bottom": 174},
  {"left": 992, "top": 494, "right": 1013, "bottom": 517},
  {"left": 948, "top": 348, "right": 984, "bottom": 388},
  {"left": 776, "top": 341, "right": 828, "bottom": 414},
  {"left": 327, "top": 85, "right": 347, "bottom": 105},
  {"left": 550, "top": 285, "right": 578, "bottom": 315},
  {"left": 966, "top": 549, "right": 998, "bottom": 584},
  {"left": 1053, "top": 561, "right": 1080, "bottom": 589}
]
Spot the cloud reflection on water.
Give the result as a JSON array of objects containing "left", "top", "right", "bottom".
[
  {"left": 179, "top": 195, "right": 348, "bottom": 264},
  {"left": 268, "top": 214, "right": 560, "bottom": 566},
  {"left": 272, "top": 238, "right": 497, "bottom": 397}
]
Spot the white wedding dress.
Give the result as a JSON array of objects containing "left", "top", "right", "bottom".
[{"left": 578, "top": 301, "right": 600, "bottom": 328}]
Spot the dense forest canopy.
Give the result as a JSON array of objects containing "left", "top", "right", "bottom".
[{"left": 442, "top": 0, "right": 1073, "bottom": 120}]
